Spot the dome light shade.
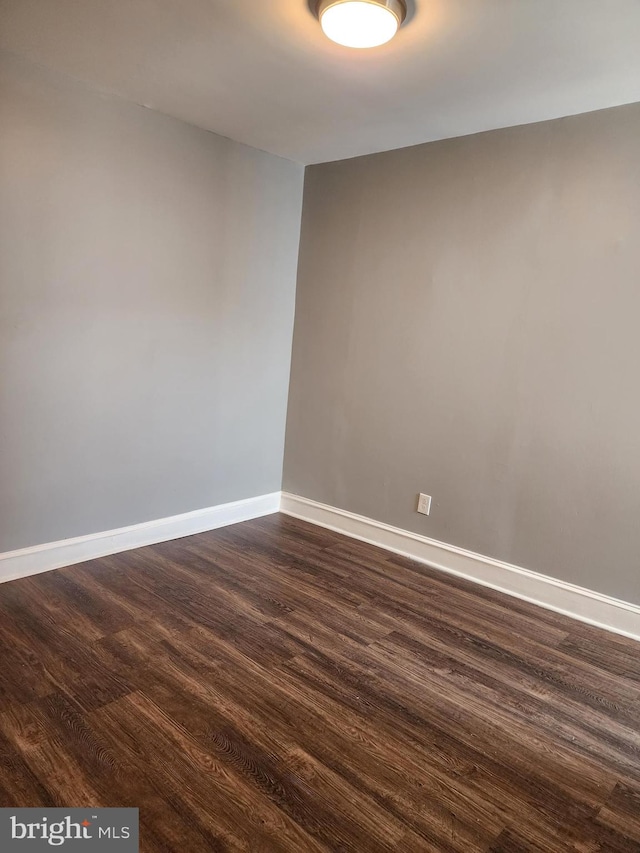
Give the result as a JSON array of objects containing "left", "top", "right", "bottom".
[{"left": 317, "top": 0, "right": 407, "bottom": 49}]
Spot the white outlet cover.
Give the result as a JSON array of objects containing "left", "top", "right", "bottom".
[{"left": 417, "top": 494, "right": 432, "bottom": 516}]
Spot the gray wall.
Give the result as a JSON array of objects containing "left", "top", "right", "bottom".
[
  {"left": 0, "top": 52, "right": 303, "bottom": 552},
  {"left": 284, "top": 103, "right": 640, "bottom": 605}
]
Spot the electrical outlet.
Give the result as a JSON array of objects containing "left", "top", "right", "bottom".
[{"left": 417, "top": 493, "right": 432, "bottom": 516}]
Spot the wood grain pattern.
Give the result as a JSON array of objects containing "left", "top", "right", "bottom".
[{"left": 0, "top": 513, "right": 639, "bottom": 851}]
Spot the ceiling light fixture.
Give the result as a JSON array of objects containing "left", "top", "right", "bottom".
[{"left": 317, "top": 0, "right": 407, "bottom": 49}]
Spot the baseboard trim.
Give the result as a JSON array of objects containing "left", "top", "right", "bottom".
[
  {"left": 280, "top": 492, "right": 640, "bottom": 642},
  {"left": 0, "top": 492, "right": 281, "bottom": 585}
]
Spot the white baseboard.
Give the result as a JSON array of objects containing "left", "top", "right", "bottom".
[
  {"left": 0, "top": 492, "right": 281, "bottom": 585},
  {"left": 280, "top": 492, "right": 640, "bottom": 642},
  {"left": 5, "top": 488, "right": 639, "bottom": 642}
]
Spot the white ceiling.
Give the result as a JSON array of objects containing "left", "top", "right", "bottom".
[{"left": 2, "top": 0, "right": 640, "bottom": 164}]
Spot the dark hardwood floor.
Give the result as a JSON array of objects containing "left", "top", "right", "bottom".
[{"left": 0, "top": 513, "right": 639, "bottom": 851}]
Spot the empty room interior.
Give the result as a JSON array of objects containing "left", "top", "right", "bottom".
[{"left": 2, "top": 1, "right": 640, "bottom": 850}]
